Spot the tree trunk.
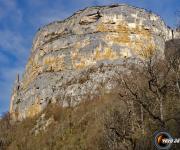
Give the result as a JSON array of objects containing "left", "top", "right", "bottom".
[
  {"left": 159, "top": 97, "right": 164, "bottom": 121},
  {"left": 140, "top": 104, "right": 144, "bottom": 134},
  {"left": 176, "top": 74, "right": 180, "bottom": 94}
]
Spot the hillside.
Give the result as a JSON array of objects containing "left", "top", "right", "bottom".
[{"left": 1, "top": 56, "right": 180, "bottom": 149}]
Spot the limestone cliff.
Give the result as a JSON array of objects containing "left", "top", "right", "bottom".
[{"left": 10, "top": 4, "right": 178, "bottom": 120}]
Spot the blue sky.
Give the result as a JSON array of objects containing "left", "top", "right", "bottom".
[{"left": 0, "top": 0, "right": 179, "bottom": 116}]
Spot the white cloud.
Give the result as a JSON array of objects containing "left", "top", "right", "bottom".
[
  {"left": 0, "top": 0, "right": 26, "bottom": 113},
  {"left": 0, "top": 30, "right": 24, "bottom": 51},
  {"left": 0, "top": 29, "right": 29, "bottom": 65},
  {"left": 0, "top": 52, "right": 10, "bottom": 65},
  {"left": 95, "top": 0, "right": 117, "bottom": 5},
  {"left": 0, "top": 66, "right": 24, "bottom": 113},
  {"left": 0, "top": 0, "right": 23, "bottom": 24},
  {"left": 28, "top": 0, "right": 96, "bottom": 28},
  {"left": 0, "top": 30, "right": 29, "bottom": 114},
  {"left": 27, "top": 0, "right": 49, "bottom": 6},
  {"left": 30, "top": 8, "right": 71, "bottom": 28}
]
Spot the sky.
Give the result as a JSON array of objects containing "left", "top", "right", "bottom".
[{"left": 0, "top": 0, "right": 179, "bottom": 116}]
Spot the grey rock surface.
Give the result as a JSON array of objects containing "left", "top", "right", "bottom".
[{"left": 10, "top": 4, "right": 179, "bottom": 121}]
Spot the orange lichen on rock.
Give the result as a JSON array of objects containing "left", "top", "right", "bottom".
[
  {"left": 73, "top": 58, "right": 87, "bottom": 69},
  {"left": 94, "top": 47, "right": 119, "bottom": 60},
  {"left": 43, "top": 55, "right": 65, "bottom": 71},
  {"left": 22, "top": 54, "right": 65, "bottom": 89},
  {"left": 71, "top": 46, "right": 119, "bottom": 69},
  {"left": 97, "top": 21, "right": 155, "bottom": 58},
  {"left": 26, "top": 97, "right": 42, "bottom": 118},
  {"left": 71, "top": 49, "right": 96, "bottom": 69},
  {"left": 22, "top": 57, "right": 41, "bottom": 89}
]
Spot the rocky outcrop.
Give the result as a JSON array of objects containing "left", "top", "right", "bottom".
[
  {"left": 31, "top": 114, "right": 55, "bottom": 136},
  {"left": 10, "top": 4, "right": 179, "bottom": 121}
]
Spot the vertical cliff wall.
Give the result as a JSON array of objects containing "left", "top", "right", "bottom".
[{"left": 10, "top": 4, "right": 177, "bottom": 120}]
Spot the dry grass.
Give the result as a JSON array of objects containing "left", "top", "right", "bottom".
[{"left": 0, "top": 91, "right": 179, "bottom": 150}]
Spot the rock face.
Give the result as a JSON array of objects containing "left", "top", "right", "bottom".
[{"left": 10, "top": 4, "right": 178, "bottom": 121}]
